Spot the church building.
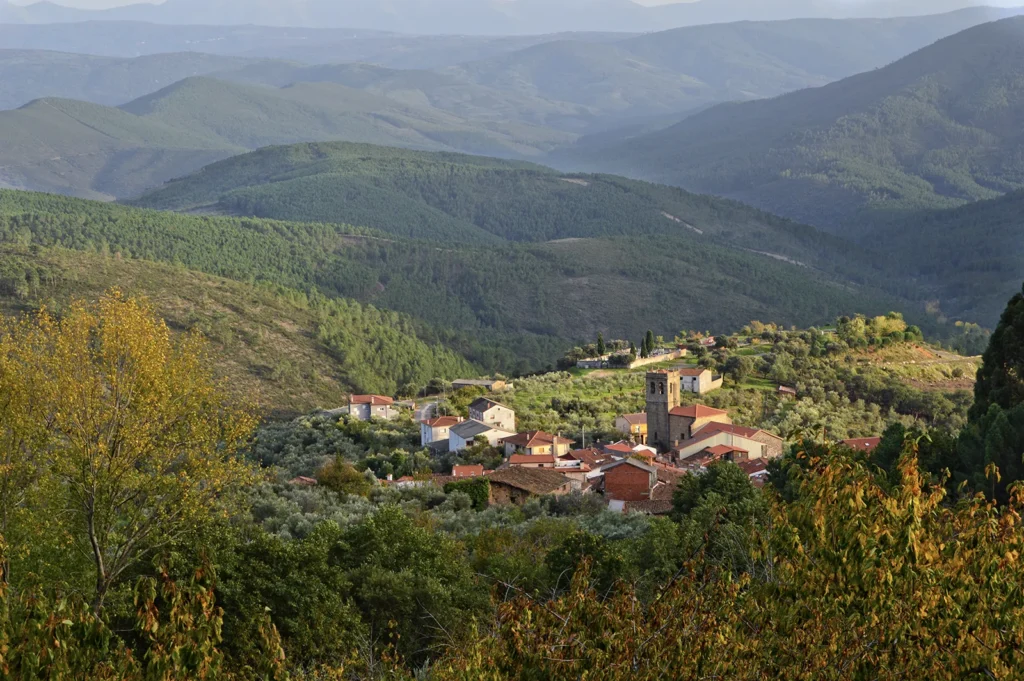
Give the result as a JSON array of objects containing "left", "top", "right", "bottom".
[{"left": 645, "top": 370, "right": 732, "bottom": 452}]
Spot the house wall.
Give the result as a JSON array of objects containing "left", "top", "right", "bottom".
[
  {"left": 489, "top": 481, "right": 570, "bottom": 506},
  {"left": 675, "top": 433, "right": 767, "bottom": 461},
  {"left": 350, "top": 404, "right": 371, "bottom": 421},
  {"left": 471, "top": 405, "right": 516, "bottom": 432},
  {"left": 421, "top": 425, "right": 453, "bottom": 447},
  {"left": 604, "top": 465, "right": 655, "bottom": 502},
  {"left": 752, "top": 432, "right": 784, "bottom": 459}
]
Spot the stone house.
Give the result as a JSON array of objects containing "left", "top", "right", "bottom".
[
  {"left": 348, "top": 395, "right": 397, "bottom": 421},
  {"left": 646, "top": 371, "right": 734, "bottom": 452},
  {"left": 469, "top": 398, "right": 516, "bottom": 432},
  {"left": 486, "top": 468, "right": 574, "bottom": 506},
  {"left": 449, "top": 419, "right": 515, "bottom": 452},
  {"left": 420, "top": 415, "right": 463, "bottom": 448},
  {"left": 679, "top": 368, "right": 724, "bottom": 395},
  {"left": 502, "top": 431, "right": 574, "bottom": 458},
  {"left": 614, "top": 413, "right": 648, "bottom": 444}
]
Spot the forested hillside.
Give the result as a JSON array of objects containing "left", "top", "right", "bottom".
[
  {"left": 0, "top": 189, "right": 916, "bottom": 374},
  {"left": 0, "top": 246, "right": 473, "bottom": 413},
  {"left": 133, "top": 142, "right": 882, "bottom": 278},
  {"left": 865, "top": 190, "right": 1024, "bottom": 326},
  {"left": 0, "top": 77, "right": 571, "bottom": 199},
  {"left": 0, "top": 50, "right": 261, "bottom": 110},
  {"left": 584, "top": 17, "right": 1024, "bottom": 232}
]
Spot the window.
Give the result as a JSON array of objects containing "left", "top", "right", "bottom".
[
  {"left": 650, "top": 381, "right": 656, "bottom": 393},
  {"left": 659, "top": 382, "right": 665, "bottom": 395}
]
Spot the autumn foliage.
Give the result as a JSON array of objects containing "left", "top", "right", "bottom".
[{"left": 435, "top": 448, "right": 1024, "bottom": 680}]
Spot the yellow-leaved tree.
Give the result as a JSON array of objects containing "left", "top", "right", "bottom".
[{"left": 0, "top": 290, "right": 256, "bottom": 612}]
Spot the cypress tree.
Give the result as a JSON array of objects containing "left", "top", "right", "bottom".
[
  {"left": 971, "top": 283, "right": 1024, "bottom": 420},
  {"left": 597, "top": 333, "right": 606, "bottom": 356},
  {"left": 645, "top": 329, "right": 655, "bottom": 355}
]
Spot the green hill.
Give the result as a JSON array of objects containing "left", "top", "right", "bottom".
[
  {"left": 0, "top": 245, "right": 475, "bottom": 416},
  {"left": 131, "top": 141, "right": 886, "bottom": 285},
  {"left": 0, "top": 77, "right": 574, "bottom": 199},
  {"left": 0, "top": 97, "right": 240, "bottom": 200},
  {"left": 865, "top": 190, "right": 1024, "bottom": 325},
  {"left": 0, "top": 188, "right": 919, "bottom": 374},
  {"left": 0, "top": 49, "right": 261, "bottom": 110},
  {"left": 581, "top": 17, "right": 1024, "bottom": 232}
]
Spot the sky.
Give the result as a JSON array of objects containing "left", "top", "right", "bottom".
[{"left": 13, "top": 0, "right": 692, "bottom": 6}]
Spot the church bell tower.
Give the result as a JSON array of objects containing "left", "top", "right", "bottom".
[{"left": 646, "top": 370, "right": 679, "bottom": 453}]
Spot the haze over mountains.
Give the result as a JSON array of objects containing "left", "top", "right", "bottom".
[
  {"left": 0, "top": 2, "right": 1021, "bottom": 344},
  {"left": 3, "top": 0, "right": 1021, "bottom": 34},
  {"left": 582, "top": 17, "right": 1024, "bottom": 229}
]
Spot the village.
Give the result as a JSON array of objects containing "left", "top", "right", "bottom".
[{"left": 335, "top": 349, "right": 883, "bottom": 514}]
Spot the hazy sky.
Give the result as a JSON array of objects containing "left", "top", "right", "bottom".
[{"left": 13, "top": 0, "right": 690, "bottom": 6}]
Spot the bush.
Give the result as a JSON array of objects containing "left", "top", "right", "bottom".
[{"left": 444, "top": 477, "right": 491, "bottom": 510}]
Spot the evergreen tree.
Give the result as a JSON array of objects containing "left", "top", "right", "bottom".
[
  {"left": 597, "top": 333, "right": 606, "bottom": 356},
  {"left": 645, "top": 330, "right": 656, "bottom": 355},
  {"left": 971, "top": 283, "right": 1024, "bottom": 420},
  {"left": 629, "top": 341, "right": 637, "bottom": 358}
]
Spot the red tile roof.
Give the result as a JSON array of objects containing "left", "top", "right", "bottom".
[
  {"left": 842, "top": 437, "right": 882, "bottom": 452},
  {"left": 452, "top": 464, "right": 485, "bottom": 478},
  {"left": 699, "top": 422, "right": 780, "bottom": 440},
  {"left": 668, "top": 405, "right": 729, "bottom": 419},
  {"left": 738, "top": 459, "right": 769, "bottom": 476},
  {"left": 509, "top": 454, "right": 557, "bottom": 466},
  {"left": 502, "top": 431, "right": 574, "bottom": 448},
  {"left": 679, "top": 368, "right": 709, "bottom": 377},
  {"left": 289, "top": 476, "right": 318, "bottom": 486},
  {"left": 563, "top": 448, "right": 612, "bottom": 468},
  {"left": 486, "top": 468, "right": 572, "bottom": 495},
  {"left": 422, "top": 416, "right": 462, "bottom": 427},
  {"left": 618, "top": 413, "right": 647, "bottom": 425},
  {"left": 350, "top": 395, "right": 394, "bottom": 406},
  {"left": 603, "top": 441, "right": 635, "bottom": 454},
  {"left": 706, "top": 444, "right": 748, "bottom": 457}
]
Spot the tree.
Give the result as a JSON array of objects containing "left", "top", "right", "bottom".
[
  {"left": 24, "top": 292, "right": 256, "bottom": 612},
  {"left": 645, "top": 329, "right": 655, "bottom": 354},
  {"left": 723, "top": 355, "right": 756, "bottom": 383},
  {"left": 629, "top": 341, "right": 637, "bottom": 357},
  {"left": 971, "top": 283, "right": 1024, "bottom": 420},
  {"left": 318, "top": 457, "right": 374, "bottom": 497},
  {"left": 597, "top": 333, "right": 606, "bottom": 356}
]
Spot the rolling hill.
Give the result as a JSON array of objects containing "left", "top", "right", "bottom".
[
  {"left": 131, "top": 141, "right": 886, "bottom": 284},
  {"left": 0, "top": 77, "right": 574, "bottom": 199},
  {"left": 2, "top": 0, "right": 1018, "bottom": 34},
  {"left": 579, "top": 17, "right": 1024, "bottom": 231},
  {"left": 0, "top": 50, "right": 262, "bottom": 110},
  {"left": 864, "top": 190, "right": 1024, "bottom": 325},
  {"left": 0, "top": 188, "right": 922, "bottom": 377},
  {"left": 0, "top": 245, "right": 474, "bottom": 415},
  {"left": 445, "top": 8, "right": 1024, "bottom": 128}
]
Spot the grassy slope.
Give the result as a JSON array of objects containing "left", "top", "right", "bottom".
[
  {"left": 0, "top": 245, "right": 477, "bottom": 416},
  {"left": 584, "top": 17, "right": 1024, "bottom": 231}
]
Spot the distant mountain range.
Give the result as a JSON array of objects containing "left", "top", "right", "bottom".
[
  {"left": 1, "top": 0, "right": 1020, "bottom": 34},
  {"left": 576, "top": 16, "right": 1024, "bottom": 232},
  {"left": 0, "top": 77, "right": 571, "bottom": 199}
]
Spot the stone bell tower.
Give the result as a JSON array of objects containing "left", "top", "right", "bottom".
[{"left": 646, "top": 370, "right": 679, "bottom": 453}]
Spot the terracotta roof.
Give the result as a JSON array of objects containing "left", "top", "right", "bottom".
[
  {"left": 502, "top": 431, "right": 574, "bottom": 448},
  {"left": 603, "top": 441, "right": 635, "bottom": 454},
  {"left": 842, "top": 437, "right": 882, "bottom": 452},
  {"left": 699, "top": 422, "right": 779, "bottom": 440},
  {"left": 668, "top": 405, "right": 729, "bottom": 419},
  {"left": 564, "top": 448, "right": 612, "bottom": 468},
  {"left": 625, "top": 499, "right": 675, "bottom": 515},
  {"left": 509, "top": 454, "right": 556, "bottom": 466},
  {"left": 706, "top": 444, "right": 748, "bottom": 457},
  {"left": 618, "top": 413, "right": 647, "bottom": 426},
  {"left": 288, "top": 476, "right": 318, "bottom": 486},
  {"left": 778, "top": 385, "right": 798, "bottom": 395},
  {"left": 679, "top": 368, "right": 709, "bottom": 377},
  {"left": 452, "top": 464, "right": 485, "bottom": 478},
  {"left": 350, "top": 395, "right": 394, "bottom": 406},
  {"left": 600, "top": 458, "right": 658, "bottom": 474},
  {"left": 422, "top": 416, "right": 462, "bottom": 427},
  {"left": 738, "top": 459, "right": 769, "bottom": 476},
  {"left": 486, "top": 468, "right": 572, "bottom": 495}
]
